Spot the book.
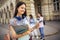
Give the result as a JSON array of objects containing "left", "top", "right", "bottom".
[{"left": 11, "top": 24, "right": 28, "bottom": 34}]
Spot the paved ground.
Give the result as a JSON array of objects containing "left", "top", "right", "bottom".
[
  {"left": 0, "top": 21, "right": 60, "bottom": 40},
  {"left": 33, "top": 21, "right": 60, "bottom": 40}
]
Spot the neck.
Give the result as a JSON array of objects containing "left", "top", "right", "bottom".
[
  {"left": 37, "top": 16, "right": 39, "bottom": 18},
  {"left": 17, "top": 13, "right": 22, "bottom": 17}
]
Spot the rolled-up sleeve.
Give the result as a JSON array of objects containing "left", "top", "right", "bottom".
[
  {"left": 9, "top": 18, "right": 16, "bottom": 25},
  {"left": 9, "top": 19, "right": 14, "bottom": 25}
]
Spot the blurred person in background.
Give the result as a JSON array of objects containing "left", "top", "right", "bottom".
[
  {"left": 4, "top": 1, "right": 39, "bottom": 40},
  {"left": 37, "top": 13, "right": 45, "bottom": 40},
  {"left": 29, "top": 14, "right": 39, "bottom": 40}
]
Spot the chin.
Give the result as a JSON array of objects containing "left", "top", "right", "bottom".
[{"left": 21, "top": 12, "right": 24, "bottom": 14}]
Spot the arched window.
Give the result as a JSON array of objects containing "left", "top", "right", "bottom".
[
  {"left": 10, "top": 3, "right": 14, "bottom": 11},
  {"left": 1, "top": 10, "right": 3, "bottom": 18},
  {"left": 4, "top": 8, "right": 6, "bottom": 12},
  {"left": 7, "top": 6, "right": 9, "bottom": 11},
  {"left": 9, "top": 11, "right": 11, "bottom": 18},
  {"left": 0, "top": 11, "right": 2, "bottom": 18},
  {"left": 16, "top": 0, "right": 19, "bottom": 4},
  {"left": 5, "top": 13, "right": 7, "bottom": 18}
]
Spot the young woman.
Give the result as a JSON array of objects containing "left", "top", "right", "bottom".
[
  {"left": 37, "top": 13, "right": 45, "bottom": 40},
  {"left": 8, "top": 1, "right": 39, "bottom": 40},
  {"left": 29, "top": 14, "right": 39, "bottom": 40}
]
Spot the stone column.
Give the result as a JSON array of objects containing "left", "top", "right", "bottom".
[
  {"left": 0, "top": 12, "right": 1, "bottom": 23},
  {"left": 3, "top": 13, "right": 6, "bottom": 24},
  {"left": 2, "top": 12, "right": 4, "bottom": 24},
  {"left": 19, "top": 0, "right": 36, "bottom": 17},
  {"left": 14, "top": 0, "right": 36, "bottom": 18},
  {"left": 7, "top": 12, "right": 9, "bottom": 24},
  {"left": 0, "top": 11, "right": 3, "bottom": 24},
  {"left": 41, "top": 0, "right": 54, "bottom": 20}
]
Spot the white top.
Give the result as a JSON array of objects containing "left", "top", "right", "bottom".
[
  {"left": 9, "top": 17, "right": 30, "bottom": 40},
  {"left": 29, "top": 18, "right": 36, "bottom": 28},
  {"left": 9, "top": 17, "right": 29, "bottom": 26},
  {"left": 37, "top": 17, "right": 44, "bottom": 28}
]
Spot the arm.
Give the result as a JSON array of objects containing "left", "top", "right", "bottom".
[
  {"left": 39, "top": 17, "right": 43, "bottom": 23},
  {"left": 16, "top": 30, "right": 30, "bottom": 38},
  {"left": 16, "top": 24, "right": 31, "bottom": 38},
  {"left": 9, "top": 25, "right": 17, "bottom": 38},
  {"left": 30, "top": 23, "right": 39, "bottom": 32},
  {"left": 9, "top": 19, "right": 39, "bottom": 38},
  {"left": 9, "top": 25, "right": 31, "bottom": 38},
  {"left": 15, "top": 23, "right": 39, "bottom": 38},
  {"left": 9, "top": 19, "right": 31, "bottom": 38}
]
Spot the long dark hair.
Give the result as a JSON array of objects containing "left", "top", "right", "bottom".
[
  {"left": 29, "top": 14, "right": 33, "bottom": 19},
  {"left": 14, "top": 1, "right": 27, "bottom": 19},
  {"left": 38, "top": 13, "right": 43, "bottom": 17}
]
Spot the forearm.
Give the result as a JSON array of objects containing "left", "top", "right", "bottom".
[
  {"left": 31, "top": 23, "right": 39, "bottom": 31},
  {"left": 16, "top": 30, "right": 31, "bottom": 38},
  {"left": 9, "top": 26, "right": 17, "bottom": 39},
  {"left": 14, "top": 23, "right": 39, "bottom": 38}
]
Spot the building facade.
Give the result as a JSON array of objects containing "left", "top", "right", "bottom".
[{"left": 0, "top": 0, "right": 60, "bottom": 24}]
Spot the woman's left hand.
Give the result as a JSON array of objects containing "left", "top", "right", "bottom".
[{"left": 35, "top": 23, "right": 40, "bottom": 29}]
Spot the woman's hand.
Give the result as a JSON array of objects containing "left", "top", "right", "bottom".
[
  {"left": 17, "top": 30, "right": 31, "bottom": 38},
  {"left": 32, "top": 23, "right": 40, "bottom": 30},
  {"left": 28, "top": 23, "right": 40, "bottom": 32},
  {"left": 27, "top": 31, "right": 31, "bottom": 34},
  {"left": 4, "top": 33, "right": 10, "bottom": 40},
  {"left": 35, "top": 23, "right": 40, "bottom": 29}
]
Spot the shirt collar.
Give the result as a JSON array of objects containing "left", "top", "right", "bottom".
[{"left": 14, "top": 16, "right": 22, "bottom": 21}]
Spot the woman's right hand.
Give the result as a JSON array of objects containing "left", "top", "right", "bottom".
[
  {"left": 4, "top": 33, "right": 10, "bottom": 40},
  {"left": 27, "top": 31, "right": 31, "bottom": 34}
]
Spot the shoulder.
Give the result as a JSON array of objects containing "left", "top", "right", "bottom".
[
  {"left": 40, "top": 17, "right": 43, "bottom": 19},
  {"left": 40, "top": 17, "right": 43, "bottom": 18},
  {"left": 24, "top": 16, "right": 29, "bottom": 21},
  {"left": 9, "top": 18, "right": 17, "bottom": 24},
  {"left": 10, "top": 18, "right": 16, "bottom": 22},
  {"left": 23, "top": 16, "right": 30, "bottom": 25}
]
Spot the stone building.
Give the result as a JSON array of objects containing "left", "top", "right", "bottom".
[{"left": 0, "top": 0, "right": 60, "bottom": 24}]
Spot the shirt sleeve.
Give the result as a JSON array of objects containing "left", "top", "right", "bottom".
[
  {"left": 34, "top": 18, "right": 39, "bottom": 23},
  {"left": 9, "top": 18, "right": 16, "bottom": 25},
  {"left": 9, "top": 19, "right": 14, "bottom": 25},
  {"left": 24, "top": 17, "right": 29, "bottom": 24},
  {"left": 23, "top": 17, "right": 31, "bottom": 27},
  {"left": 39, "top": 17, "right": 43, "bottom": 23}
]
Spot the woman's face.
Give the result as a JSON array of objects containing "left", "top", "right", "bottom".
[
  {"left": 37, "top": 13, "right": 41, "bottom": 17},
  {"left": 17, "top": 4, "right": 26, "bottom": 15}
]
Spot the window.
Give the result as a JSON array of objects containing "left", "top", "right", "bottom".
[
  {"left": 6, "top": 12, "right": 7, "bottom": 18},
  {"left": 1, "top": 10, "right": 3, "bottom": 18},
  {"left": 37, "top": 3, "right": 42, "bottom": 13},
  {"left": 7, "top": 6, "right": 9, "bottom": 11},
  {"left": 53, "top": 0, "right": 59, "bottom": 11},
  {"left": 37, "top": 2, "right": 42, "bottom": 13},
  {"left": 16, "top": 0, "right": 19, "bottom": 4},
  {"left": 0, "top": 11, "right": 2, "bottom": 18},
  {"left": 9, "top": 11, "right": 11, "bottom": 18},
  {"left": 1, "top": 12, "right": 2, "bottom": 18},
  {"left": 10, "top": 3, "right": 13, "bottom": 10}
]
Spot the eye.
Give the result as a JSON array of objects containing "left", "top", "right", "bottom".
[{"left": 21, "top": 7, "right": 25, "bottom": 9}]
